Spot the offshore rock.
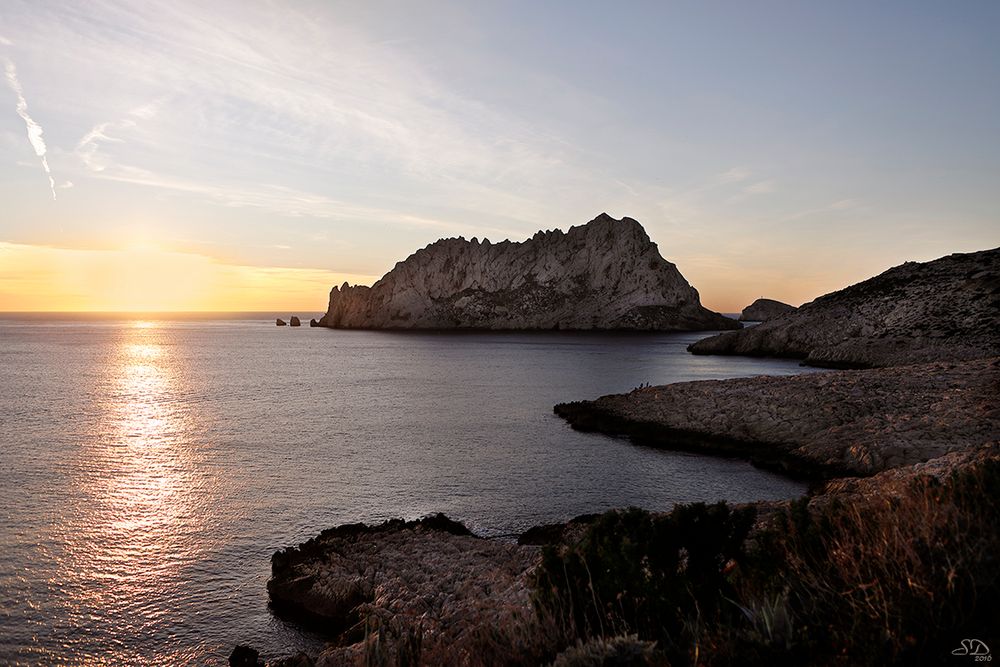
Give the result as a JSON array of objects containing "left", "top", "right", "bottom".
[
  {"left": 690, "top": 247, "right": 1000, "bottom": 367},
  {"left": 318, "top": 213, "right": 737, "bottom": 331},
  {"left": 738, "top": 297, "right": 796, "bottom": 322},
  {"left": 276, "top": 318, "right": 287, "bottom": 326},
  {"left": 289, "top": 316, "right": 301, "bottom": 327}
]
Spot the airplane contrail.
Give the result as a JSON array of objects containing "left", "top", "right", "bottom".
[{"left": 3, "top": 58, "right": 57, "bottom": 200}]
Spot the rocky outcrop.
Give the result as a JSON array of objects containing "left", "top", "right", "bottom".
[
  {"left": 739, "top": 298, "right": 796, "bottom": 322},
  {"left": 268, "top": 514, "right": 541, "bottom": 665},
  {"left": 690, "top": 248, "right": 1000, "bottom": 367},
  {"left": 318, "top": 213, "right": 737, "bottom": 331},
  {"left": 309, "top": 318, "right": 319, "bottom": 327},
  {"left": 289, "top": 316, "right": 301, "bottom": 327},
  {"left": 555, "top": 357, "right": 1000, "bottom": 478},
  {"left": 276, "top": 318, "right": 287, "bottom": 326}
]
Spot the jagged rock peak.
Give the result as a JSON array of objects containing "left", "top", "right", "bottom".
[{"left": 318, "top": 213, "right": 738, "bottom": 331}]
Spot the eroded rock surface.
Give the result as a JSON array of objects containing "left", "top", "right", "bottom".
[
  {"left": 690, "top": 248, "right": 1000, "bottom": 367},
  {"left": 268, "top": 515, "right": 540, "bottom": 665},
  {"left": 318, "top": 213, "right": 737, "bottom": 331},
  {"left": 555, "top": 357, "right": 1000, "bottom": 478},
  {"left": 739, "top": 298, "right": 796, "bottom": 322}
]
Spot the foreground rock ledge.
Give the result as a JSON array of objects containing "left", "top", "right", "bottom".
[
  {"left": 268, "top": 515, "right": 539, "bottom": 665},
  {"left": 555, "top": 357, "right": 1000, "bottom": 478}
]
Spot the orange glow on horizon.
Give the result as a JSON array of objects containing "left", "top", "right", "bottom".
[{"left": 0, "top": 241, "right": 377, "bottom": 312}]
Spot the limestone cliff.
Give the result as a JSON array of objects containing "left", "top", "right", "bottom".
[
  {"left": 739, "top": 298, "right": 797, "bottom": 322},
  {"left": 690, "top": 247, "right": 1000, "bottom": 367},
  {"left": 319, "top": 213, "right": 737, "bottom": 331}
]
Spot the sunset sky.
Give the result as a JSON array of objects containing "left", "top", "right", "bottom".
[{"left": 1, "top": 1, "right": 998, "bottom": 312}]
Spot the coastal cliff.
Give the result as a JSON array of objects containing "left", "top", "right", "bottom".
[
  {"left": 690, "top": 247, "right": 1000, "bottom": 367},
  {"left": 318, "top": 213, "right": 737, "bottom": 331},
  {"left": 738, "top": 297, "right": 796, "bottom": 322}
]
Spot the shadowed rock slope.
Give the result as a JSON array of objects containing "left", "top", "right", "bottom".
[
  {"left": 318, "top": 213, "right": 737, "bottom": 331},
  {"left": 690, "top": 247, "right": 1000, "bottom": 367}
]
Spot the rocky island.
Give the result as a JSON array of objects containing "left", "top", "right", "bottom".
[
  {"left": 691, "top": 247, "right": 1000, "bottom": 367},
  {"left": 738, "top": 297, "right": 796, "bottom": 322},
  {"left": 317, "top": 213, "right": 737, "bottom": 331}
]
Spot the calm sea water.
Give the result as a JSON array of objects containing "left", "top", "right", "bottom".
[{"left": 0, "top": 314, "right": 816, "bottom": 665}]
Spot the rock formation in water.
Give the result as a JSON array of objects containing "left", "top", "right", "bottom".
[
  {"left": 738, "top": 297, "right": 796, "bottom": 322},
  {"left": 289, "top": 316, "right": 301, "bottom": 327},
  {"left": 318, "top": 213, "right": 738, "bottom": 331},
  {"left": 309, "top": 318, "right": 319, "bottom": 327},
  {"left": 690, "top": 247, "right": 1000, "bottom": 367},
  {"left": 276, "top": 318, "right": 287, "bottom": 326}
]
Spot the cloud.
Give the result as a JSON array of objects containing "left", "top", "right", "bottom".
[
  {"left": 743, "top": 180, "right": 776, "bottom": 194},
  {"left": 0, "top": 36, "right": 12, "bottom": 46},
  {"left": 3, "top": 58, "right": 56, "bottom": 199},
  {"left": 718, "top": 167, "right": 751, "bottom": 183}
]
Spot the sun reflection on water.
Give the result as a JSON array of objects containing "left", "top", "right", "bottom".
[{"left": 56, "top": 321, "right": 209, "bottom": 664}]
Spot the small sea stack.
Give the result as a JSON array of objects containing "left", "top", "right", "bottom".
[
  {"left": 738, "top": 298, "right": 796, "bottom": 322},
  {"left": 275, "top": 318, "right": 287, "bottom": 326},
  {"left": 289, "top": 316, "right": 301, "bottom": 327}
]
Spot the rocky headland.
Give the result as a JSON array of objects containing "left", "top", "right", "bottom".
[
  {"left": 318, "top": 213, "right": 737, "bottom": 331},
  {"left": 738, "top": 297, "right": 796, "bottom": 322},
  {"left": 690, "top": 247, "right": 999, "bottom": 367},
  {"left": 554, "top": 357, "right": 999, "bottom": 479}
]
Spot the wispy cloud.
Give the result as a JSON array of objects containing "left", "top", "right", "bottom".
[
  {"left": 744, "top": 180, "right": 776, "bottom": 195},
  {"left": 718, "top": 167, "right": 751, "bottom": 183},
  {"left": 3, "top": 58, "right": 56, "bottom": 199}
]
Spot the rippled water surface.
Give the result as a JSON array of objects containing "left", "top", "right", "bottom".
[{"left": 0, "top": 315, "right": 816, "bottom": 664}]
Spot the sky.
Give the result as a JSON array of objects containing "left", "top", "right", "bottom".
[{"left": 1, "top": 1, "right": 998, "bottom": 312}]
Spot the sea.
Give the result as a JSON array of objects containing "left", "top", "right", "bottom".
[{"left": 0, "top": 313, "right": 818, "bottom": 665}]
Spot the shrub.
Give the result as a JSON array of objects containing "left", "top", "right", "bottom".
[
  {"left": 532, "top": 503, "right": 755, "bottom": 665},
  {"left": 758, "top": 457, "right": 1000, "bottom": 664}
]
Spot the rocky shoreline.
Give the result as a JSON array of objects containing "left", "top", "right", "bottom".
[
  {"left": 253, "top": 243, "right": 1000, "bottom": 666},
  {"left": 259, "top": 356, "right": 999, "bottom": 664},
  {"left": 555, "top": 357, "right": 1000, "bottom": 479}
]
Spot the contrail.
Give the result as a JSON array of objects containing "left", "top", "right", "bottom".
[{"left": 3, "top": 59, "right": 57, "bottom": 200}]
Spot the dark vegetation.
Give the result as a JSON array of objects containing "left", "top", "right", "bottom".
[{"left": 532, "top": 457, "right": 1000, "bottom": 666}]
